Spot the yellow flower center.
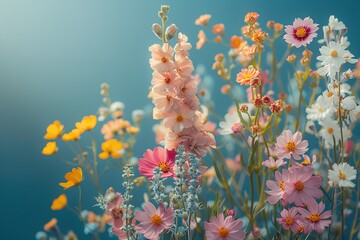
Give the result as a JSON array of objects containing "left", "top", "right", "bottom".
[
  {"left": 158, "top": 162, "right": 170, "bottom": 173},
  {"left": 285, "top": 216, "right": 294, "bottom": 225},
  {"left": 318, "top": 107, "right": 323, "bottom": 113},
  {"left": 244, "top": 73, "right": 254, "bottom": 79},
  {"left": 151, "top": 214, "right": 162, "bottom": 226},
  {"left": 176, "top": 115, "right": 184, "bottom": 122},
  {"left": 286, "top": 141, "right": 296, "bottom": 152},
  {"left": 308, "top": 214, "right": 320, "bottom": 222},
  {"left": 301, "top": 159, "right": 311, "bottom": 165},
  {"left": 294, "top": 181, "right": 304, "bottom": 191},
  {"left": 339, "top": 171, "right": 346, "bottom": 180},
  {"left": 330, "top": 50, "right": 338, "bottom": 58},
  {"left": 279, "top": 181, "right": 285, "bottom": 191},
  {"left": 327, "top": 91, "right": 334, "bottom": 98},
  {"left": 295, "top": 27, "right": 307, "bottom": 38},
  {"left": 327, "top": 128, "right": 334, "bottom": 134},
  {"left": 218, "top": 226, "right": 230, "bottom": 238}
]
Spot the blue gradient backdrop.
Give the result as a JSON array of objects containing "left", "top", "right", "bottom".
[{"left": 0, "top": 0, "right": 359, "bottom": 239}]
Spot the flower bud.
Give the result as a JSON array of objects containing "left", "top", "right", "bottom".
[
  {"left": 152, "top": 23, "right": 162, "bottom": 40},
  {"left": 165, "top": 24, "right": 178, "bottom": 41}
]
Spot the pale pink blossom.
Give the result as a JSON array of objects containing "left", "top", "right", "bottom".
[
  {"left": 134, "top": 202, "right": 174, "bottom": 239},
  {"left": 284, "top": 166, "right": 322, "bottom": 206},
  {"left": 266, "top": 170, "right": 290, "bottom": 204},
  {"left": 204, "top": 214, "right": 246, "bottom": 240},
  {"left": 275, "top": 130, "right": 309, "bottom": 160},
  {"left": 151, "top": 70, "right": 181, "bottom": 90},
  {"left": 149, "top": 43, "right": 174, "bottom": 72},
  {"left": 262, "top": 157, "right": 287, "bottom": 171},
  {"left": 163, "top": 107, "right": 195, "bottom": 133},
  {"left": 297, "top": 201, "right": 332, "bottom": 234},
  {"left": 277, "top": 207, "right": 301, "bottom": 233}
]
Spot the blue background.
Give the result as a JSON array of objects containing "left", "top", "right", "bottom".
[{"left": 1, "top": 0, "right": 359, "bottom": 239}]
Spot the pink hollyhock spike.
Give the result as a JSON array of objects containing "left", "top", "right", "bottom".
[
  {"left": 138, "top": 147, "right": 176, "bottom": 179},
  {"left": 204, "top": 213, "right": 246, "bottom": 240},
  {"left": 134, "top": 202, "right": 174, "bottom": 239}
]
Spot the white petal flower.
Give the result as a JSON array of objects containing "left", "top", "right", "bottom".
[{"left": 328, "top": 163, "right": 357, "bottom": 188}]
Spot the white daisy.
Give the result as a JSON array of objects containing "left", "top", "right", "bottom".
[
  {"left": 317, "top": 42, "right": 357, "bottom": 78},
  {"left": 328, "top": 162, "right": 357, "bottom": 188},
  {"left": 218, "top": 112, "right": 242, "bottom": 135},
  {"left": 306, "top": 95, "right": 335, "bottom": 122},
  {"left": 319, "top": 118, "right": 341, "bottom": 147}
]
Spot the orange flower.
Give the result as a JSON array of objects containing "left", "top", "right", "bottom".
[
  {"left": 98, "top": 139, "right": 123, "bottom": 160},
  {"left": 42, "top": 142, "right": 57, "bottom": 155},
  {"left": 44, "top": 218, "right": 58, "bottom": 231},
  {"left": 195, "top": 14, "right": 211, "bottom": 26},
  {"left": 75, "top": 115, "right": 97, "bottom": 131},
  {"left": 51, "top": 194, "right": 67, "bottom": 210},
  {"left": 230, "top": 35, "right": 243, "bottom": 49},
  {"left": 236, "top": 68, "right": 260, "bottom": 85},
  {"left": 44, "top": 120, "right": 64, "bottom": 140},
  {"left": 244, "top": 12, "right": 259, "bottom": 25},
  {"left": 59, "top": 167, "right": 83, "bottom": 190},
  {"left": 62, "top": 129, "right": 83, "bottom": 141},
  {"left": 196, "top": 30, "right": 206, "bottom": 50},
  {"left": 212, "top": 23, "right": 224, "bottom": 35}
]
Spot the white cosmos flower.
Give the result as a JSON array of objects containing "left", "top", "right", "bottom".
[
  {"left": 317, "top": 42, "right": 357, "bottom": 78},
  {"left": 306, "top": 95, "right": 335, "bottom": 122},
  {"left": 218, "top": 112, "right": 242, "bottom": 135},
  {"left": 328, "top": 162, "right": 357, "bottom": 188},
  {"left": 319, "top": 118, "right": 341, "bottom": 147},
  {"left": 328, "top": 15, "right": 346, "bottom": 31}
]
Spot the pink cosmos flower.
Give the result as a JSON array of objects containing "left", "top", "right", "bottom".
[
  {"left": 204, "top": 213, "right": 246, "bottom": 240},
  {"left": 284, "top": 17, "right": 319, "bottom": 48},
  {"left": 138, "top": 147, "right": 176, "bottom": 179},
  {"left": 277, "top": 207, "right": 301, "bottom": 233},
  {"left": 284, "top": 166, "right": 322, "bottom": 206},
  {"left": 262, "top": 157, "right": 287, "bottom": 171},
  {"left": 297, "top": 200, "right": 332, "bottom": 234},
  {"left": 134, "top": 202, "right": 174, "bottom": 239},
  {"left": 149, "top": 43, "right": 174, "bottom": 72},
  {"left": 275, "top": 130, "right": 309, "bottom": 160},
  {"left": 103, "top": 188, "right": 126, "bottom": 230},
  {"left": 266, "top": 170, "right": 290, "bottom": 204}
]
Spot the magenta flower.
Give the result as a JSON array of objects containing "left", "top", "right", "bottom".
[
  {"left": 284, "top": 17, "right": 318, "bottom": 48},
  {"left": 284, "top": 166, "right": 322, "bottom": 206},
  {"left": 297, "top": 200, "right": 332, "bottom": 234},
  {"left": 277, "top": 207, "right": 301, "bottom": 233},
  {"left": 275, "top": 130, "right": 309, "bottom": 160},
  {"left": 266, "top": 170, "right": 290, "bottom": 204},
  {"left": 138, "top": 147, "right": 176, "bottom": 179},
  {"left": 134, "top": 202, "right": 174, "bottom": 239},
  {"left": 204, "top": 213, "right": 246, "bottom": 240}
]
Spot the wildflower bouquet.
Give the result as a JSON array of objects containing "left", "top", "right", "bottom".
[{"left": 38, "top": 5, "right": 360, "bottom": 240}]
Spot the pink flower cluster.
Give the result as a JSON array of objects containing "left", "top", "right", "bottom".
[
  {"left": 103, "top": 188, "right": 129, "bottom": 239},
  {"left": 149, "top": 33, "right": 215, "bottom": 157},
  {"left": 264, "top": 130, "right": 331, "bottom": 234}
]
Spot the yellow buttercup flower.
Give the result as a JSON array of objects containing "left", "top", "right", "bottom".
[
  {"left": 126, "top": 126, "right": 140, "bottom": 135},
  {"left": 98, "top": 139, "right": 123, "bottom": 160},
  {"left": 59, "top": 167, "right": 83, "bottom": 190},
  {"left": 42, "top": 142, "right": 57, "bottom": 155},
  {"left": 75, "top": 115, "right": 97, "bottom": 131},
  {"left": 44, "top": 120, "right": 64, "bottom": 140},
  {"left": 62, "top": 129, "right": 83, "bottom": 141},
  {"left": 51, "top": 194, "right": 67, "bottom": 210}
]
